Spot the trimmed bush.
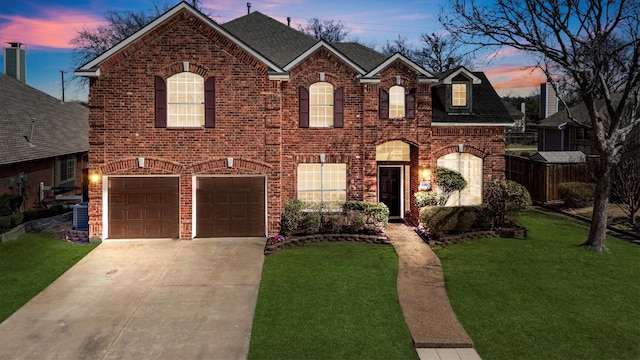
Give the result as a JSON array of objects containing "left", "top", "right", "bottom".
[
  {"left": 281, "top": 199, "right": 304, "bottom": 235},
  {"left": 414, "top": 192, "right": 448, "bottom": 207},
  {"left": 299, "top": 212, "right": 321, "bottom": 234},
  {"left": 22, "top": 204, "right": 65, "bottom": 222},
  {"left": 321, "top": 214, "right": 344, "bottom": 234},
  {"left": 433, "top": 167, "right": 467, "bottom": 204},
  {"left": 420, "top": 206, "right": 488, "bottom": 237},
  {"left": 558, "top": 182, "right": 595, "bottom": 208},
  {"left": 343, "top": 201, "right": 389, "bottom": 229},
  {"left": 0, "top": 194, "right": 22, "bottom": 216},
  {"left": 485, "top": 180, "right": 532, "bottom": 227},
  {"left": 343, "top": 210, "right": 366, "bottom": 233}
]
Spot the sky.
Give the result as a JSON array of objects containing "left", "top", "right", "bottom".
[{"left": 0, "top": 0, "right": 546, "bottom": 102}]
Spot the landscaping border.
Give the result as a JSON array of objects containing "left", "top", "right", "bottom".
[{"left": 263, "top": 233, "right": 390, "bottom": 255}]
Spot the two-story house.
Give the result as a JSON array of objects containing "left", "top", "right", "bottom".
[{"left": 75, "top": 2, "right": 513, "bottom": 240}]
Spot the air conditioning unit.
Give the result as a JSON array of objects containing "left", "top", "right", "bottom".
[{"left": 73, "top": 202, "right": 89, "bottom": 231}]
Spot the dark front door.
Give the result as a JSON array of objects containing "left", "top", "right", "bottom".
[{"left": 379, "top": 167, "right": 401, "bottom": 218}]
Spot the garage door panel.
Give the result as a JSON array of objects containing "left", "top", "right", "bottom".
[
  {"left": 196, "top": 177, "right": 265, "bottom": 237},
  {"left": 109, "top": 177, "right": 179, "bottom": 239}
]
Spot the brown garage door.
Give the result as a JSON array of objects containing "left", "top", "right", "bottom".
[
  {"left": 109, "top": 177, "right": 179, "bottom": 239},
  {"left": 196, "top": 177, "right": 265, "bottom": 237}
]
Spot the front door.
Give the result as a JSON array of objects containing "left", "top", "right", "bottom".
[{"left": 379, "top": 167, "right": 401, "bottom": 218}]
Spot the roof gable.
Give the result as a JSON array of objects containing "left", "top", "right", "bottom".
[
  {"left": 434, "top": 66, "right": 482, "bottom": 85},
  {"left": 363, "top": 53, "right": 436, "bottom": 82},
  {"left": 283, "top": 41, "right": 367, "bottom": 74},
  {"left": 75, "top": 2, "right": 284, "bottom": 77},
  {"left": 0, "top": 74, "right": 88, "bottom": 165}
]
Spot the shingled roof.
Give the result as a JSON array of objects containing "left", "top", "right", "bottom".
[
  {"left": 432, "top": 71, "right": 514, "bottom": 124},
  {"left": 0, "top": 74, "right": 88, "bottom": 166},
  {"left": 221, "top": 11, "right": 387, "bottom": 72}
]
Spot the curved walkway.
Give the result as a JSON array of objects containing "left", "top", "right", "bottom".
[{"left": 385, "top": 223, "right": 482, "bottom": 360}]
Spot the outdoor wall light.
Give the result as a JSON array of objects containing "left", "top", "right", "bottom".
[
  {"left": 89, "top": 172, "right": 101, "bottom": 184},
  {"left": 418, "top": 167, "right": 432, "bottom": 191}
]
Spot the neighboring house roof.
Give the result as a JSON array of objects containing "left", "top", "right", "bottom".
[
  {"left": 432, "top": 70, "right": 514, "bottom": 125},
  {"left": 534, "top": 95, "right": 627, "bottom": 129},
  {"left": 0, "top": 73, "right": 88, "bottom": 166},
  {"left": 501, "top": 99, "right": 525, "bottom": 121},
  {"left": 530, "top": 151, "right": 587, "bottom": 163}
]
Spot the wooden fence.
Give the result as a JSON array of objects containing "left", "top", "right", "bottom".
[{"left": 505, "top": 155, "right": 600, "bottom": 203}]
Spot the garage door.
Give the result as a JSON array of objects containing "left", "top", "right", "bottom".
[
  {"left": 196, "top": 177, "right": 265, "bottom": 237},
  {"left": 108, "top": 177, "right": 179, "bottom": 239}
]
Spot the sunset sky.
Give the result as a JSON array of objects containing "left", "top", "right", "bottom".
[{"left": 0, "top": 0, "right": 546, "bottom": 101}]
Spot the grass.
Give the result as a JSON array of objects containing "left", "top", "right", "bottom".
[
  {"left": 248, "top": 242, "right": 417, "bottom": 360},
  {"left": 434, "top": 208, "right": 640, "bottom": 360},
  {"left": 0, "top": 234, "right": 97, "bottom": 322}
]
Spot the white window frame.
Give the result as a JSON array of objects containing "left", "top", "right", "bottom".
[
  {"left": 167, "top": 72, "right": 205, "bottom": 127},
  {"left": 58, "top": 155, "right": 75, "bottom": 184},
  {"left": 389, "top": 85, "right": 405, "bottom": 118},
  {"left": 452, "top": 83, "right": 467, "bottom": 107},
  {"left": 309, "top": 82, "right": 334, "bottom": 127},
  {"left": 297, "top": 163, "right": 346, "bottom": 211}
]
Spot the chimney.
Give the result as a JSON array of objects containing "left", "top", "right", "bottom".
[
  {"left": 247, "top": 2, "right": 251, "bottom": 14},
  {"left": 287, "top": 17, "right": 291, "bottom": 27},
  {"left": 4, "top": 42, "right": 26, "bottom": 84},
  {"left": 539, "top": 83, "right": 558, "bottom": 119}
]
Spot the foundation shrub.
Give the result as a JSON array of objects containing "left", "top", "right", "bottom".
[
  {"left": 321, "top": 214, "right": 344, "bottom": 234},
  {"left": 281, "top": 199, "right": 304, "bottom": 236},
  {"left": 299, "top": 212, "right": 321, "bottom": 234},
  {"left": 420, "top": 206, "right": 488, "bottom": 237},
  {"left": 0, "top": 194, "right": 23, "bottom": 216},
  {"left": 343, "top": 210, "right": 366, "bottom": 233},
  {"left": 558, "top": 182, "right": 596, "bottom": 208}
]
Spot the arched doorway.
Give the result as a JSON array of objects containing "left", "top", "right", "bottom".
[{"left": 376, "top": 141, "right": 411, "bottom": 219}]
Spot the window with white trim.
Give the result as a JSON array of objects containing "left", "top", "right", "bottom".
[
  {"left": 58, "top": 155, "right": 75, "bottom": 184},
  {"left": 452, "top": 83, "right": 467, "bottom": 107},
  {"left": 310, "top": 82, "right": 334, "bottom": 127},
  {"left": 389, "top": 85, "right": 405, "bottom": 118},
  {"left": 167, "top": 72, "right": 204, "bottom": 127},
  {"left": 297, "top": 163, "right": 346, "bottom": 210},
  {"left": 437, "top": 153, "right": 482, "bottom": 205}
]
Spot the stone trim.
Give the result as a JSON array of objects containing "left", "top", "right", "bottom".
[{"left": 263, "top": 233, "right": 390, "bottom": 255}]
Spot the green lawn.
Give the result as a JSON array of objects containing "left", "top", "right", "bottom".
[
  {"left": 248, "top": 242, "right": 417, "bottom": 360},
  {"left": 435, "top": 208, "right": 640, "bottom": 360},
  {"left": 0, "top": 234, "right": 97, "bottom": 322}
]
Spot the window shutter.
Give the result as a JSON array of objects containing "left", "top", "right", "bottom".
[
  {"left": 204, "top": 76, "right": 216, "bottom": 128},
  {"left": 334, "top": 87, "right": 344, "bottom": 128},
  {"left": 299, "top": 86, "right": 309, "bottom": 128},
  {"left": 154, "top": 76, "right": 167, "bottom": 128},
  {"left": 406, "top": 88, "right": 416, "bottom": 119},
  {"left": 379, "top": 88, "right": 389, "bottom": 119}
]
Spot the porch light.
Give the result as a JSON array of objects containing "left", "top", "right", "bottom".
[
  {"left": 89, "top": 172, "right": 101, "bottom": 184},
  {"left": 418, "top": 167, "right": 432, "bottom": 191}
]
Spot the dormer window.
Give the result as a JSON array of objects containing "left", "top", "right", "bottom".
[{"left": 452, "top": 83, "right": 467, "bottom": 107}]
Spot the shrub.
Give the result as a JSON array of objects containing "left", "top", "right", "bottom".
[
  {"left": 485, "top": 180, "right": 532, "bottom": 227},
  {"left": 433, "top": 167, "right": 467, "bottom": 205},
  {"left": 0, "top": 194, "right": 22, "bottom": 216},
  {"left": 22, "top": 204, "right": 66, "bottom": 222},
  {"left": 414, "top": 192, "right": 448, "bottom": 207},
  {"left": 299, "top": 212, "right": 321, "bottom": 234},
  {"left": 0, "top": 217, "right": 11, "bottom": 233},
  {"left": 558, "top": 182, "right": 596, "bottom": 208},
  {"left": 343, "top": 201, "right": 389, "bottom": 229},
  {"left": 343, "top": 210, "right": 367, "bottom": 233},
  {"left": 280, "top": 199, "right": 304, "bottom": 235},
  {"left": 321, "top": 214, "right": 344, "bottom": 234},
  {"left": 420, "top": 206, "right": 486, "bottom": 237}
]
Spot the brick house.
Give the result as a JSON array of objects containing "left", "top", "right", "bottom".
[
  {"left": 0, "top": 72, "right": 88, "bottom": 212},
  {"left": 75, "top": 2, "right": 512, "bottom": 240}
]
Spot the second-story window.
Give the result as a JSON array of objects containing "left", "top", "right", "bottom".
[
  {"left": 168, "top": 72, "right": 204, "bottom": 127},
  {"left": 299, "top": 82, "right": 344, "bottom": 128},
  {"left": 452, "top": 83, "right": 467, "bottom": 107},
  {"left": 389, "top": 86, "right": 405, "bottom": 119}
]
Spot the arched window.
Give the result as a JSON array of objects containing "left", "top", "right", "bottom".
[
  {"left": 389, "top": 85, "right": 405, "bottom": 118},
  {"left": 309, "top": 82, "right": 334, "bottom": 127},
  {"left": 167, "top": 72, "right": 204, "bottom": 127},
  {"left": 437, "top": 152, "right": 483, "bottom": 205}
]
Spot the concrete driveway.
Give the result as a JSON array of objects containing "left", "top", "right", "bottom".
[{"left": 0, "top": 237, "right": 265, "bottom": 360}]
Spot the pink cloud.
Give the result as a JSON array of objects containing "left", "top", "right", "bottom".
[
  {"left": 484, "top": 65, "right": 546, "bottom": 90},
  {"left": 0, "top": 9, "right": 103, "bottom": 49}
]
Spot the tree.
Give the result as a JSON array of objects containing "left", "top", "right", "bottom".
[
  {"left": 416, "top": 32, "right": 472, "bottom": 72},
  {"left": 611, "top": 157, "right": 640, "bottom": 226},
  {"left": 433, "top": 167, "right": 467, "bottom": 205},
  {"left": 298, "top": 18, "right": 349, "bottom": 42},
  {"left": 441, "top": 0, "right": 640, "bottom": 252},
  {"left": 381, "top": 35, "right": 419, "bottom": 60}
]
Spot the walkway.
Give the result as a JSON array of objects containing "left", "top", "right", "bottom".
[{"left": 385, "top": 223, "right": 482, "bottom": 360}]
